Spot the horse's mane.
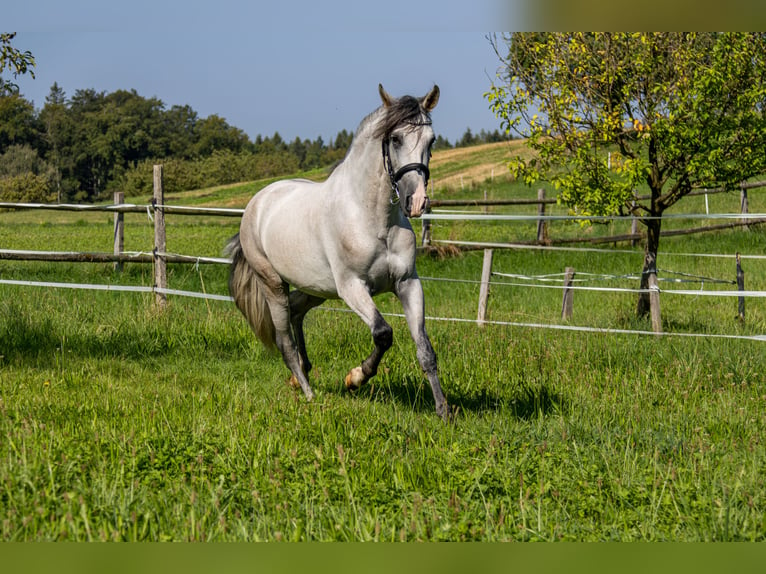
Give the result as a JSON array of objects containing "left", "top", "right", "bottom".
[
  {"left": 329, "top": 94, "right": 431, "bottom": 176},
  {"left": 353, "top": 95, "right": 431, "bottom": 142},
  {"left": 372, "top": 95, "right": 431, "bottom": 140}
]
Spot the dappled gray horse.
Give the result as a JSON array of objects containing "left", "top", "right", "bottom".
[{"left": 226, "top": 84, "right": 448, "bottom": 420}]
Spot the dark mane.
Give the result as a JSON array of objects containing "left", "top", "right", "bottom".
[{"left": 372, "top": 95, "right": 431, "bottom": 140}]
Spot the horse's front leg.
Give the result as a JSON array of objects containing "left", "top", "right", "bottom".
[
  {"left": 395, "top": 276, "right": 449, "bottom": 421},
  {"left": 338, "top": 280, "right": 392, "bottom": 391}
]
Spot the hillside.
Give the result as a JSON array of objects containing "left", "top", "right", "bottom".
[
  {"left": 165, "top": 141, "right": 524, "bottom": 209},
  {"left": 428, "top": 140, "right": 526, "bottom": 193}
]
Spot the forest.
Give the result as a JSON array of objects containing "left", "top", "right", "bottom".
[{"left": 0, "top": 83, "right": 505, "bottom": 203}]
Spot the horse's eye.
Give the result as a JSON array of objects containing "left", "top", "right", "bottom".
[{"left": 391, "top": 134, "right": 402, "bottom": 147}]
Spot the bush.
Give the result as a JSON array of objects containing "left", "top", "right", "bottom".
[
  {"left": 0, "top": 172, "right": 55, "bottom": 202},
  {"left": 119, "top": 150, "right": 301, "bottom": 197}
]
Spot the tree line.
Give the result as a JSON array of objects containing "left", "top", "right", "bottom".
[{"left": 0, "top": 82, "right": 504, "bottom": 202}]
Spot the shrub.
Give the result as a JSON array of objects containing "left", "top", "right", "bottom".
[{"left": 0, "top": 172, "right": 55, "bottom": 202}]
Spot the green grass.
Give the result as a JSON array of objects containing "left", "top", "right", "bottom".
[
  {"left": 2, "top": 285, "right": 765, "bottom": 541},
  {"left": 1, "top": 152, "right": 766, "bottom": 541}
]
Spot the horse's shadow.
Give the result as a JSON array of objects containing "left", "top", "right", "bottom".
[{"left": 335, "top": 374, "right": 564, "bottom": 421}]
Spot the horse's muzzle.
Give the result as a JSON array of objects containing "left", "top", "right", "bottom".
[
  {"left": 395, "top": 163, "right": 430, "bottom": 218},
  {"left": 405, "top": 180, "right": 429, "bottom": 218}
]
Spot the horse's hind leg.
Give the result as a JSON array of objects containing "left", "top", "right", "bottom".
[
  {"left": 266, "top": 288, "right": 315, "bottom": 401},
  {"left": 338, "top": 280, "right": 393, "bottom": 391},
  {"left": 287, "top": 290, "right": 325, "bottom": 389},
  {"left": 248, "top": 254, "right": 316, "bottom": 401}
]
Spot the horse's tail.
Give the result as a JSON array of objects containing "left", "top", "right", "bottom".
[{"left": 225, "top": 234, "right": 276, "bottom": 350}]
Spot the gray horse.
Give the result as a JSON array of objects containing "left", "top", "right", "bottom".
[{"left": 226, "top": 84, "right": 448, "bottom": 420}]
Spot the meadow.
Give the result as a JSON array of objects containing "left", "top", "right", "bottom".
[{"left": 1, "top": 145, "right": 765, "bottom": 541}]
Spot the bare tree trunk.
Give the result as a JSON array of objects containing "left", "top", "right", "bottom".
[{"left": 637, "top": 217, "right": 661, "bottom": 317}]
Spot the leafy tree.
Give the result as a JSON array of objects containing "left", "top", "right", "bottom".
[
  {"left": 0, "top": 32, "right": 35, "bottom": 95},
  {"left": 0, "top": 144, "right": 55, "bottom": 202},
  {"left": 194, "top": 114, "right": 250, "bottom": 156},
  {"left": 303, "top": 135, "right": 325, "bottom": 169},
  {"left": 0, "top": 172, "right": 53, "bottom": 202},
  {"left": 161, "top": 104, "right": 199, "bottom": 159},
  {"left": 38, "top": 82, "right": 69, "bottom": 201},
  {"left": 486, "top": 32, "right": 766, "bottom": 316},
  {"left": 0, "top": 144, "right": 54, "bottom": 179},
  {"left": 0, "top": 92, "right": 40, "bottom": 153}
]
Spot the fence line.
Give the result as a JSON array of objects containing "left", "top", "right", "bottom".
[
  {"left": 492, "top": 270, "right": 736, "bottom": 286},
  {"left": 2, "top": 168, "right": 764, "bottom": 342},
  {"left": 2, "top": 276, "right": 765, "bottom": 344},
  {"left": 3, "top": 246, "right": 763, "bottom": 299},
  {"left": 421, "top": 212, "right": 766, "bottom": 222},
  {"left": 0, "top": 201, "right": 245, "bottom": 217},
  {"left": 431, "top": 239, "right": 766, "bottom": 260},
  {"left": 0, "top": 249, "right": 229, "bottom": 265},
  {"left": 4, "top": 200, "right": 764, "bottom": 222}
]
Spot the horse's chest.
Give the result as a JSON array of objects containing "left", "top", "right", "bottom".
[
  {"left": 369, "top": 240, "right": 415, "bottom": 293},
  {"left": 338, "top": 226, "right": 415, "bottom": 292}
]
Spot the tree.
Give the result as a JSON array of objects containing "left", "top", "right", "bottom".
[
  {"left": 458, "top": 127, "right": 476, "bottom": 147},
  {"left": 161, "top": 104, "right": 199, "bottom": 159},
  {"left": 486, "top": 33, "right": 766, "bottom": 316},
  {"left": 0, "top": 32, "right": 35, "bottom": 95},
  {"left": 0, "top": 144, "right": 56, "bottom": 202},
  {"left": 39, "top": 82, "right": 69, "bottom": 201},
  {"left": 0, "top": 92, "right": 40, "bottom": 153},
  {"left": 194, "top": 114, "right": 250, "bottom": 156}
]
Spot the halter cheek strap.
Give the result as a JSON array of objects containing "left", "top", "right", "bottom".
[{"left": 381, "top": 140, "right": 431, "bottom": 210}]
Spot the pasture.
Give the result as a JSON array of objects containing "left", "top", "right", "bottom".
[{"left": 1, "top": 151, "right": 766, "bottom": 541}]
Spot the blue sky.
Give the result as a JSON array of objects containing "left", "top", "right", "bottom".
[{"left": 6, "top": 0, "right": 517, "bottom": 144}]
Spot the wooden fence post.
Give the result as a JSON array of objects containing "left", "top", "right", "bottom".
[
  {"left": 536, "top": 188, "right": 548, "bottom": 244},
  {"left": 630, "top": 195, "right": 638, "bottom": 247},
  {"left": 421, "top": 195, "right": 432, "bottom": 246},
  {"left": 421, "top": 217, "right": 431, "bottom": 247},
  {"left": 477, "top": 248, "right": 494, "bottom": 327},
  {"left": 113, "top": 191, "right": 124, "bottom": 273},
  {"left": 153, "top": 165, "right": 167, "bottom": 309},
  {"left": 740, "top": 185, "right": 750, "bottom": 231},
  {"left": 736, "top": 252, "right": 745, "bottom": 322},
  {"left": 561, "top": 267, "right": 575, "bottom": 321},
  {"left": 646, "top": 252, "right": 662, "bottom": 333}
]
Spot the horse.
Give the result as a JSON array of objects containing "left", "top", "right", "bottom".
[{"left": 226, "top": 84, "right": 448, "bottom": 420}]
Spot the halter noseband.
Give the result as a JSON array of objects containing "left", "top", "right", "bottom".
[{"left": 381, "top": 121, "right": 432, "bottom": 211}]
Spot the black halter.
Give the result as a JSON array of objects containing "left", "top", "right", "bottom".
[{"left": 381, "top": 122, "right": 431, "bottom": 211}]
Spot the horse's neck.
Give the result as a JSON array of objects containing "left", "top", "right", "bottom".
[{"left": 330, "top": 136, "right": 398, "bottom": 225}]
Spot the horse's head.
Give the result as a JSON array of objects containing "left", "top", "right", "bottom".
[{"left": 377, "top": 84, "right": 440, "bottom": 218}]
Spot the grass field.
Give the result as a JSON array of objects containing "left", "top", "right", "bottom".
[{"left": 1, "top": 144, "right": 766, "bottom": 541}]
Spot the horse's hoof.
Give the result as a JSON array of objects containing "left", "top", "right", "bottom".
[
  {"left": 344, "top": 367, "right": 365, "bottom": 391},
  {"left": 287, "top": 374, "right": 301, "bottom": 390},
  {"left": 436, "top": 401, "right": 451, "bottom": 422}
]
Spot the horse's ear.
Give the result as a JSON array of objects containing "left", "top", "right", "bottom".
[
  {"left": 422, "top": 85, "right": 440, "bottom": 112},
  {"left": 378, "top": 84, "right": 395, "bottom": 108}
]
